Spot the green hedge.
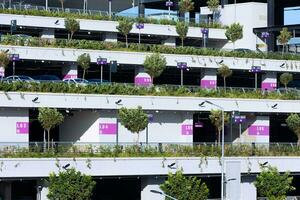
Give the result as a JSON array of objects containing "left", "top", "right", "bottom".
[
  {"left": 2, "top": 35, "right": 300, "bottom": 61},
  {"left": 2, "top": 143, "right": 300, "bottom": 158},
  {"left": 0, "top": 81, "right": 298, "bottom": 100},
  {"left": 0, "top": 8, "right": 223, "bottom": 28}
]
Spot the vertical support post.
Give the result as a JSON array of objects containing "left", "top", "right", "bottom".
[
  {"left": 45, "top": 0, "right": 48, "bottom": 11},
  {"left": 255, "top": 72, "right": 257, "bottom": 89},
  {"left": 116, "top": 118, "right": 119, "bottom": 145},
  {"left": 239, "top": 123, "right": 242, "bottom": 142},
  {"left": 13, "top": 61, "right": 15, "bottom": 77},
  {"left": 109, "top": 0, "right": 112, "bottom": 18},
  {"left": 221, "top": 109, "right": 225, "bottom": 200},
  {"left": 181, "top": 69, "right": 183, "bottom": 86},
  {"left": 100, "top": 65, "right": 103, "bottom": 83}
]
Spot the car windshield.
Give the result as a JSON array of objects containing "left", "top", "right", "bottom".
[
  {"left": 18, "top": 76, "right": 32, "bottom": 80},
  {"left": 75, "top": 79, "right": 88, "bottom": 83}
]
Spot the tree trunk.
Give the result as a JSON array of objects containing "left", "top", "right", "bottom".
[
  {"left": 83, "top": 69, "right": 86, "bottom": 79},
  {"left": 61, "top": 1, "right": 64, "bottom": 11},
  {"left": 125, "top": 35, "right": 128, "bottom": 48},
  {"left": 181, "top": 38, "right": 184, "bottom": 47},
  {"left": 282, "top": 45, "right": 284, "bottom": 56},
  {"left": 136, "top": 133, "right": 140, "bottom": 144},
  {"left": 47, "top": 129, "right": 50, "bottom": 150},
  {"left": 217, "top": 129, "right": 221, "bottom": 146},
  {"left": 223, "top": 77, "right": 226, "bottom": 93},
  {"left": 298, "top": 137, "right": 300, "bottom": 146},
  {"left": 285, "top": 84, "right": 287, "bottom": 92},
  {"left": 70, "top": 31, "right": 74, "bottom": 40},
  {"left": 233, "top": 42, "right": 235, "bottom": 50}
]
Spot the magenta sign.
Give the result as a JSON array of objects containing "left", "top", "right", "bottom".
[
  {"left": 201, "top": 80, "right": 216, "bottom": 89},
  {"left": 16, "top": 122, "right": 29, "bottom": 134},
  {"left": 248, "top": 125, "right": 269, "bottom": 136},
  {"left": 261, "top": 82, "right": 277, "bottom": 91},
  {"left": 181, "top": 124, "right": 193, "bottom": 135},
  {"left": 63, "top": 74, "right": 77, "bottom": 79},
  {"left": 99, "top": 123, "right": 117, "bottom": 135},
  {"left": 135, "top": 77, "right": 152, "bottom": 86}
]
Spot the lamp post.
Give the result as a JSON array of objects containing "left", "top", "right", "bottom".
[
  {"left": 97, "top": 57, "right": 107, "bottom": 84},
  {"left": 250, "top": 66, "right": 262, "bottom": 90},
  {"left": 9, "top": 53, "right": 20, "bottom": 78},
  {"left": 136, "top": 23, "right": 144, "bottom": 48},
  {"left": 200, "top": 100, "right": 225, "bottom": 200},
  {"left": 261, "top": 31, "right": 270, "bottom": 52},
  {"left": 150, "top": 189, "right": 178, "bottom": 200},
  {"left": 177, "top": 62, "right": 188, "bottom": 86},
  {"left": 108, "top": 0, "right": 112, "bottom": 18},
  {"left": 165, "top": 0, "right": 174, "bottom": 19},
  {"left": 45, "top": 0, "right": 48, "bottom": 11},
  {"left": 201, "top": 28, "right": 209, "bottom": 48},
  {"left": 233, "top": 114, "right": 246, "bottom": 143}
]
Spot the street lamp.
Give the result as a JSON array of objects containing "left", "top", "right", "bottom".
[
  {"left": 199, "top": 100, "right": 225, "bottom": 200},
  {"left": 165, "top": 0, "right": 174, "bottom": 19},
  {"left": 136, "top": 23, "right": 144, "bottom": 48},
  {"left": 97, "top": 57, "right": 108, "bottom": 84},
  {"left": 150, "top": 189, "right": 178, "bottom": 200},
  {"left": 9, "top": 53, "right": 20, "bottom": 78},
  {"left": 108, "top": 0, "right": 112, "bottom": 18},
  {"left": 201, "top": 28, "right": 209, "bottom": 48},
  {"left": 249, "top": 66, "right": 262, "bottom": 89},
  {"left": 177, "top": 62, "right": 188, "bottom": 86}
]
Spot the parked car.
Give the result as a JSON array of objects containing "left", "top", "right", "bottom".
[
  {"left": 231, "top": 48, "right": 254, "bottom": 53},
  {"left": 87, "top": 79, "right": 110, "bottom": 85},
  {"left": 33, "top": 75, "right": 61, "bottom": 83},
  {"left": 4, "top": 75, "right": 36, "bottom": 83},
  {"left": 63, "top": 78, "right": 89, "bottom": 86}
]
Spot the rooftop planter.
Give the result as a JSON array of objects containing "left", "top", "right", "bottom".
[{"left": 2, "top": 35, "right": 300, "bottom": 61}]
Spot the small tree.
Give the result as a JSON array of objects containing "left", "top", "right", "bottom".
[
  {"left": 209, "top": 109, "right": 229, "bottom": 145},
  {"left": 217, "top": 64, "right": 232, "bottom": 92},
  {"left": 279, "top": 72, "right": 293, "bottom": 91},
  {"left": 77, "top": 53, "right": 91, "bottom": 79},
  {"left": 143, "top": 53, "right": 167, "bottom": 83},
  {"left": 286, "top": 113, "right": 300, "bottom": 145},
  {"left": 65, "top": 18, "right": 80, "bottom": 40},
  {"left": 176, "top": 21, "right": 189, "bottom": 47},
  {"left": 178, "top": 0, "right": 195, "bottom": 16},
  {"left": 0, "top": 51, "right": 9, "bottom": 80},
  {"left": 117, "top": 19, "right": 133, "bottom": 48},
  {"left": 58, "top": 0, "right": 66, "bottom": 11},
  {"left": 118, "top": 106, "right": 148, "bottom": 143},
  {"left": 277, "top": 27, "right": 292, "bottom": 55},
  {"left": 38, "top": 107, "right": 64, "bottom": 149},
  {"left": 48, "top": 168, "right": 96, "bottom": 200},
  {"left": 225, "top": 23, "right": 243, "bottom": 49},
  {"left": 160, "top": 170, "right": 209, "bottom": 200},
  {"left": 207, "top": 0, "right": 219, "bottom": 22},
  {"left": 254, "top": 165, "right": 295, "bottom": 200}
]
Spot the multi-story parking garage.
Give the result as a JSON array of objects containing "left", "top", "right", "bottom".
[{"left": 0, "top": 0, "right": 300, "bottom": 200}]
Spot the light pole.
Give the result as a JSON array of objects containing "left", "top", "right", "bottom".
[
  {"left": 201, "top": 28, "right": 209, "bottom": 48},
  {"left": 177, "top": 62, "right": 188, "bottom": 86},
  {"left": 45, "top": 0, "right": 48, "bottom": 11},
  {"left": 9, "top": 54, "right": 20, "bottom": 78},
  {"left": 150, "top": 189, "right": 178, "bottom": 200},
  {"left": 261, "top": 31, "right": 270, "bottom": 52},
  {"left": 250, "top": 66, "right": 262, "bottom": 90},
  {"left": 108, "top": 0, "right": 112, "bottom": 18},
  {"left": 200, "top": 100, "right": 225, "bottom": 200},
  {"left": 136, "top": 23, "right": 144, "bottom": 48},
  {"left": 165, "top": 0, "right": 174, "bottom": 19},
  {"left": 97, "top": 57, "right": 108, "bottom": 84}
]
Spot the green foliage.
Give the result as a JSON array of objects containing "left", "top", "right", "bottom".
[
  {"left": 160, "top": 170, "right": 209, "bottom": 200},
  {"left": 277, "top": 28, "right": 292, "bottom": 54},
  {"left": 118, "top": 106, "right": 148, "bottom": 142},
  {"left": 143, "top": 53, "right": 166, "bottom": 82},
  {"left": 280, "top": 73, "right": 293, "bottom": 91},
  {"left": 178, "top": 0, "right": 195, "bottom": 14},
  {"left": 176, "top": 21, "right": 189, "bottom": 47},
  {"left": 217, "top": 64, "right": 232, "bottom": 91},
  {"left": 254, "top": 165, "right": 295, "bottom": 200},
  {"left": 65, "top": 18, "right": 80, "bottom": 39},
  {"left": 286, "top": 113, "right": 300, "bottom": 144},
  {"left": 117, "top": 19, "right": 133, "bottom": 48},
  {"left": 209, "top": 109, "right": 230, "bottom": 144},
  {"left": 225, "top": 23, "right": 243, "bottom": 49},
  {"left": 207, "top": 0, "right": 219, "bottom": 21},
  {"left": 2, "top": 34, "right": 300, "bottom": 61},
  {"left": 77, "top": 53, "right": 91, "bottom": 79},
  {"left": 47, "top": 168, "right": 96, "bottom": 200},
  {"left": 0, "top": 51, "right": 10, "bottom": 69}
]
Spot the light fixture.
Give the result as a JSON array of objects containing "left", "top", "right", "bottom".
[
  {"left": 218, "top": 60, "right": 224, "bottom": 64},
  {"left": 65, "top": 109, "right": 70, "bottom": 113},
  {"left": 199, "top": 102, "right": 205, "bottom": 107},
  {"left": 54, "top": 20, "right": 60, "bottom": 25},
  {"left": 280, "top": 63, "right": 285, "bottom": 68},
  {"left": 271, "top": 104, "right": 278, "bottom": 109},
  {"left": 4, "top": 49, "right": 9, "bottom": 53},
  {"left": 115, "top": 99, "right": 122, "bottom": 105},
  {"left": 62, "top": 163, "right": 70, "bottom": 170},
  {"left": 167, "top": 162, "right": 176, "bottom": 169},
  {"left": 32, "top": 97, "right": 39, "bottom": 103}
]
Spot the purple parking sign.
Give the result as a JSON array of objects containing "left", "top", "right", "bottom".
[
  {"left": 181, "top": 124, "right": 193, "bottom": 135},
  {"left": 248, "top": 125, "right": 269, "bottom": 136},
  {"left": 16, "top": 122, "right": 29, "bottom": 134},
  {"left": 99, "top": 123, "right": 117, "bottom": 135}
]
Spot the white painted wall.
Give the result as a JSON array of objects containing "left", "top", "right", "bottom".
[
  {"left": 141, "top": 177, "right": 165, "bottom": 200},
  {"left": 0, "top": 108, "right": 28, "bottom": 143},
  {"left": 59, "top": 110, "right": 193, "bottom": 144},
  {"left": 240, "top": 176, "right": 257, "bottom": 200}
]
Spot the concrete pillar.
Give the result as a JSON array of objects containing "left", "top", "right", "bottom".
[
  {"left": 0, "top": 181, "right": 12, "bottom": 200},
  {"left": 138, "top": 2, "right": 145, "bottom": 18},
  {"left": 40, "top": 29, "right": 55, "bottom": 39},
  {"left": 241, "top": 115, "right": 270, "bottom": 144},
  {"left": 240, "top": 176, "right": 257, "bottom": 200},
  {"left": 162, "top": 37, "right": 176, "bottom": 47},
  {"left": 103, "top": 32, "right": 118, "bottom": 43},
  {"left": 37, "top": 180, "right": 49, "bottom": 200},
  {"left": 134, "top": 67, "right": 152, "bottom": 86},
  {"left": 200, "top": 68, "right": 217, "bottom": 89},
  {"left": 261, "top": 72, "right": 277, "bottom": 91},
  {"left": 62, "top": 64, "right": 78, "bottom": 80},
  {"left": 225, "top": 161, "right": 241, "bottom": 200},
  {"left": 141, "top": 177, "right": 164, "bottom": 200}
]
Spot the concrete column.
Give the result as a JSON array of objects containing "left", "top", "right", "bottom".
[
  {"left": 225, "top": 161, "right": 241, "bottom": 200},
  {"left": 0, "top": 182, "right": 12, "bottom": 200},
  {"left": 240, "top": 115, "right": 270, "bottom": 144},
  {"left": 141, "top": 177, "right": 164, "bottom": 200},
  {"left": 37, "top": 180, "right": 49, "bottom": 200},
  {"left": 138, "top": 2, "right": 145, "bottom": 18},
  {"left": 62, "top": 64, "right": 78, "bottom": 80},
  {"left": 240, "top": 176, "right": 257, "bottom": 200},
  {"left": 103, "top": 32, "right": 118, "bottom": 43},
  {"left": 40, "top": 29, "right": 55, "bottom": 39},
  {"left": 162, "top": 37, "right": 176, "bottom": 47},
  {"left": 261, "top": 72, "right": 277, "bottom": 91},
  {"left": 200, "top": 68, "right": 217, "bottom": 89}
]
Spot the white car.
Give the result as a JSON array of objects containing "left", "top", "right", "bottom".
[
  {"left": 4, "top": 75, "right": 36, "bottom": 83},
  {"left": 63, "top": 78, "right": 89, "bottom": 86}
]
